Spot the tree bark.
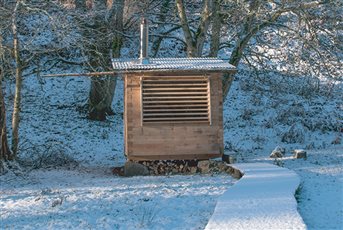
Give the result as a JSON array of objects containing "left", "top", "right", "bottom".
[
  {"left": 89, "top": 78, "right": 116, "bottom": 120},
  {"left": 108, "top": 0, "right": 124, "bottom": 108},
  {"left": 209, "top": 0, "right": 221, "bottom": 57},
  {"left": 11, "top": 0, "right": 22, "bottom": 156},
  {"left": 1, "top": 19, "right": 13, "bottom": 169},
  {"left": 194, "top": 0, "right": 211, "bottom": 56},
  {"left": 175, "top": 0, "right": 197, "bottom": 57},
  {"left": 0, "top": 68, "right": 12, "bottom": 161},
  {"left": 88, "top": 0, "right": 124, "bottom": 120},
  {"left": 176, "top": 0, "right": 212, "bottom": 57},
  {"left": 222, "top": 74, "right": 234, "bottom": 100},
  {"left": 151, "top": 0, "right": 171, "bottom": 57}
]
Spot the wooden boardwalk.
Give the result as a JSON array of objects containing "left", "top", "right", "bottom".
[{"left": 206, "top": 163, "right": 306, "bottom": 230}]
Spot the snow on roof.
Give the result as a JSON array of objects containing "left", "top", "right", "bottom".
[{"left": 111, "top": 57, "right": 236, "bottom": 73}]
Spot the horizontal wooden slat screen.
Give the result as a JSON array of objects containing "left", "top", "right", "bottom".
[{"left": 141, "top": 76, "right": 211, "bottom": 124}]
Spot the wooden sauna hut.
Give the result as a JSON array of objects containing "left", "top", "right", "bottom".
[{"left": 112, "top": 19, "right": 236, "bottom": 161}]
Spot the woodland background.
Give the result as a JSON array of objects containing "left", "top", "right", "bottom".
[{"left": 0, "top": 0, "right": 342, "bottom": 170}]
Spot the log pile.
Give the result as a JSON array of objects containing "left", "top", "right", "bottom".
[{"left": 112, "top": 159, "right": 243, "bottom": 179}]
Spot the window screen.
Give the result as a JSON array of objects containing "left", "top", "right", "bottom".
[{"left": 141, "top": 76, "right": 211, "bottom": 124}]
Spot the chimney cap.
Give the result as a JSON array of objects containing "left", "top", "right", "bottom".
[{"left": 141, "top": 17, "right": 148, "bottom": 24}]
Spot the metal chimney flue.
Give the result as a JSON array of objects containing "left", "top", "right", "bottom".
[{"left": 140, "top": 17, "right": 149, "bottom": 64}]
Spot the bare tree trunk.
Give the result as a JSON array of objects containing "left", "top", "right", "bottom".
[
  {"left": 175, "top": 0, "right": 197, "bottom": 57},
  {"left": 89, "top": 77, "right": 116, "bottom": 120},
  {"left": 222, "top": 74, "right": 234, "bottom": 100},
  {"left": 0, "top": 68, "right": 12, "bottom": 162},
  {"left": 108, "top": 0, "right": 124, "bottom": 107},
  {"left": 176, "top": 0, "right": 212, "bottom": 57},
  {"left": 11, "top": 0, "right": 22, "bottom": 156},
  {"left": 151, "top": 0, "right": 171, "bottom": 57},
  {"left": 107, "top": 0, "right": 124, "bottom": 110},
  {"left": 88, "top": 0, "right": 124, "bottom": 120},
  {"left": 194, "top": 0, "right": 211, "bottom": 56},
  {"left": 209, "top": 0, "right": 221, "bottom": 57},
  {"left": 223, "top": 0, "right": 263, "bottom": 100},
  {"left": 0, "top": 31, "right": 12, "bottom": 171}
]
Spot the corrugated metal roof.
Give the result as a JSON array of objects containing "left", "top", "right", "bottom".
[{"left": 111, "top": 58, "right": 236, "bottom": 73}]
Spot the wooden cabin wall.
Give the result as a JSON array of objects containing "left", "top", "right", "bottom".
[{"left": 124, "top": 72, "right": 224, "bottom": 161}]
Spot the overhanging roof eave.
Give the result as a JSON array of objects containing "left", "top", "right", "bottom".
[{"left": 111, "top": 68, "right": 237, "bottom": 74}]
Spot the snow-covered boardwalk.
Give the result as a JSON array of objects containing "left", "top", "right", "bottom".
[{"left": 206, "top": 163, "right": 306, "bottom": 230}]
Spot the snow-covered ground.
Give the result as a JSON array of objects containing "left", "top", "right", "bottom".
[
  {"left": 1, "top": 169, "right": 234, "bottom": 229},
  {"left": 1, "top": 67, "right": 342, "bottom": 229},
  {"left": 284, "top": 148, "right": 343, "bottom": 230}
]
